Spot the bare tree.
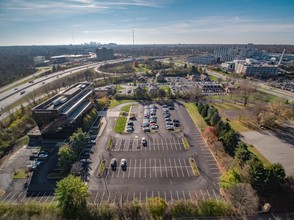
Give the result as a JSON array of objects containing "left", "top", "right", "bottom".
[
  {"left": 239, "top": 79, "right": 256, "bottom": 106},
  {"left": 228, "top": 183, "right": 259, "bottom": 218}
]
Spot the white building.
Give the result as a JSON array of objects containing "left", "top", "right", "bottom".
[
  {"left": 234, "top": 59, "right": 278, "bottom": 77},
  {"left": 33, "top": 56, "right": 45, "bottom": 65},
  {"left": 214, "top": 43, "right": 257, "bottom": 61},
  {"left": 187, "top": 55, "right": 218, "bottom": 65},
  {"left": 221, "top": 62, "right": 235, "bottom": 72}
]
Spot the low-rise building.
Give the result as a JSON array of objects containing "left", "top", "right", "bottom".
[
  {"left": 31, "top": 82, "right": 93, "bottom": 138},
  {"left": 94, "top": 85, "right": 115, "bottom": 98},
  {"left": 156, "top": 71, "right": 165, "bottom": 82},
  {"left": 96, "top": 48, "right": 114, "bottom": 61},
  {"left": 187, "top": 55, "right": 218, "bottom": 65},
  {"left": 221, "top": 62, "right": 235, "bottom": 72},
  {"left": 200, "top": 74, "right": 210, "bottom": 82},
  {"left": 199, "top": 82, "right": 223, "bottom": 93},
  {"left": 234, "top": 59, "right": 278, "bottom": 77}
]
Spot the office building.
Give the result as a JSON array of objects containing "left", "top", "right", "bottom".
[
  {"left": 96, "top": 48, "right": 114, "bottom": 61},
  {"left": 187, "top": 55, "right": 218, "bottom": 65}
]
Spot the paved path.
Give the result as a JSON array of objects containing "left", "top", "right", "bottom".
[{"left": 241, "top": 130, "right": 294, "bottom": 176}]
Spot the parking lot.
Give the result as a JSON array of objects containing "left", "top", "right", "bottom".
[{"left": 89, "top": 101, "right": 221, "bottom": 204}]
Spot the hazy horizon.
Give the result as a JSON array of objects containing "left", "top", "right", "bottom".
[{"left": 1, "top": 0, "right": 294, "bottom": 46}]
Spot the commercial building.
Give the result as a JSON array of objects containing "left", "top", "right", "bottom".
[
  {"left": 95, "top": 48, "right": 114, "bottom": 61},
  {"left": 187, "top": 55, "right": 218, "bottom": 65},
  {"left": 221, "top": 62, "right": 235, "bottom": 72},
  {"left": 31, "top": 82, "right": 93, "bottom": 138},
  {"left": 234, "top": 59, "right": 278, "bottom": 77},
  {"left": 33, "top": 56, "right": 45, "bottom": 65}
]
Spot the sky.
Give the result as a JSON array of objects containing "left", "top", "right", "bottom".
[{"left": 0, "top": 0, "right": 294, "bottom": 46}]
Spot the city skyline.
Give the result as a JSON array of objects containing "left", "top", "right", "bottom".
[{"left": 1, "top": 0, "right": 294, "bottom": 46}]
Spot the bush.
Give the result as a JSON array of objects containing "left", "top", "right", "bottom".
[
  {"left": 147, "top": 197, "right": 167, "bottom": 219},
  {"left": 220, "top": 169, "right": 242, "bottom": 190},
  {"left": 170, "top": 200, "right": 198, "bottom": 217},
  {"left": 197, "top": 199, "right": 231, "bottom": 216}
]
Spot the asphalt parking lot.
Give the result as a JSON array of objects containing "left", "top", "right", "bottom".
[{"left": 89, "top": 102, "right": 221, "bottom": 204}]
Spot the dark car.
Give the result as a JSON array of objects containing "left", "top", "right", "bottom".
[
  {"left": 127, "top": 122, "right": 134, "bottom": 126},
  {"left": 111, "top": 158, "right": 117, "bottom": 171}
]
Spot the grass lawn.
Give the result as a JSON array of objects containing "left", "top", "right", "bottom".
[
  {"left": 109, "top": 99, "right": 135, "bottom": 109},
  {"left": 248, "top": 145, "right": 271, "bottom": 167},
  {"left": 114, "top": 116, "right": 127, "bottom": 133},
  {"left": 211, "top": 102, "right": 245, "bottom": 111},
  {"left": 121, "top": 104, "right": 133, "bottom": 113},
  {"left": 208, "top": 74, "right": 219, "bottom": 81},
  {"left": 97, "top": 161, "right": 106, "bottom": 177},
  {"left": 12, "top": 169, "right": 27, "bottom": 179},
  {"left": 115, "top": 85, "right": 123, "bottom": 93},
  {"left": 107, "top": 138, "right": 113, "bottom": 151},
  {"left": 159, "top": 85, "right": 170, "bottom": 92},
  {"left": 184, "top": 102, "right": 207, "bottom": 131},
  {"left": 189, "top": 158, "right": 200, "bottom": 176}
]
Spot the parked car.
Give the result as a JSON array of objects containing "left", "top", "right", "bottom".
[
  {"left": 165, "top": 118, "right": 172, "bottom": 122},
  {"left": 129, "top": 115, "right": 136, "bottom": 120},
  {"left": 121, "top": 159, "right": 126, "bottom": 169},
  {"left": 127, "top": 122, "right": 134, "bottom": 126},
  {"left": 166, "top": 126, "right": 174, "bottom": 131},
  {"left": 174, "top": 123, "right": 181, "bottom": 127},
  {"left": 143, "top": 127, "right": 151, "bottom": 132},
  {"left": 111, "top": 158, "right": 117, "bottom": 171},
  {"left": 141, "top": 137, "right": 147, "bottom": 146},
  {"left": 151, "top": 125, "right": 158, "bottom": 130},
  {"left": 126, "top": 126, "right": 134, "bottom": 132},
  {"left": 173, "top": 119, "right": 180, "bottom": 123}
]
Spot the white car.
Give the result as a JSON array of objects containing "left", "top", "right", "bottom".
[
  {"left": 121, "top": 159, "right": 126, "bottom": 168},
  {"left": 141, "top": 137, "right": 146, "bottom": 144}
]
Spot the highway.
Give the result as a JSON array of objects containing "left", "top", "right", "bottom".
[{"left": 0, "top": 58, "right": 132, "bottom": 112}]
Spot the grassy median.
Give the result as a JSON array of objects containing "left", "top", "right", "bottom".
[
  {"left": 182, "top": 137, "right": 190, "bottom": 150},
  {"left": 114, "top": 116, "right": 127, "bottom": 133},
  {"left": 189, "top": 158, "right": 200, "bottom": 176},
  {"left": 97, "top": 161, "right": 106, "bottom": 177}
]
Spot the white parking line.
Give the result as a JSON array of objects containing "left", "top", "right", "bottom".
[
  {"left": 170, "top": 190, "right": 173, "bottom": 203},
  {"left": 188, "top": 191, "right": 192, "bottom": 202},
  {"left": 154, "top": 159, "right": 157, "bottom": 178},
  {"left": 164, "top": 159, "right": 168, "bottom": 177},
  {"left": 169, "top": 158, "right": 173, "bottom": 178},
  {"left": 44, "top": 195, "right": 51, "bottom": 203},
  {"left": 158, "top": 191, "right": 160, "bottom": 198},
  {"left": 139, "top": 191, "right": 142, "bottom": 202},
  {"left": 182, "top": 190, "right": 186, "bottom": 201},
  {"left": 178, "top": 158, "right": 185, "bottom": 177},
  {"left": 164, "top": 191, "right": 167, "bottom": 201},
  {"left": 200, "top": 190, "right": 205, "bottom": 200},
  {"left": 183, "top": 159, "right": 191, "bottom": 177},
  {"left": 128, "top": 159, "right": 132, "bottom": 178},
  {"left": 165, "top": 139, "right": 169, "bottom": 151},
  {"left": 94, "top": 191, "right": 99, "bottom": 204},
  {"left": 145, "top": 191, "right": 148, "bottom": 203},
  {"left": 2, "top": 192, "right": 12, "bottom": 202},
  {"left": 174, "top": 158, "right": 179, "bottom": 178},
  {"left": 145, "top": 159, "right": 147, "bottom": 178},
  {"left": 117, "top": 165, "right": 121, "bottom": 178},
  {"left": 159, "top": 159, "right": 163, "bottom": 178},
  {"left": 133, "top": 191, "right": 135, "bottom": 201},
  {"left": 6, "top": 192, "right": 17, "bottom": 203},
  {"left": 207, "top": 189, "right": 211, "bottom": 199},
  {"left": 149, "top": 158, "right": 152, "bottom": 178},
  {"left": 139, "top": 158, "right": 142, "bottom": 178},
  {"left": 49, "top": 196, "right": 55, "bottom": 204},
  {"left": 133, "top": 159, "right": 137, "bottom": 178},
  {"left": 113, "top": 191, "right": 117, "bottom": 203},
  {"left": 176, "top": 190, "right": 179, "bottom": 200}
]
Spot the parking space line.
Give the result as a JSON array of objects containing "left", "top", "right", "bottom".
[
  {"left": 49, "top": 196, "right": 55, "bottom": 204},
  {"left": 20, "top": 193, "right": 27, "bottom": 203},
  {"left": 157, "top": 141, "right": 160, "bottom": 151},
  {"left": 170, "top": 190, "right": 173, "bottom": 203},
  {"left": 152, "top": 191, "right": 154, "bottom": 198},
  {"left": 176, "top": 190, "right": 179, "bottom": 200},
  {"left": 133, "top": 159, "right": 137, "bottom": 178},
  {"left": 160, "top": 139, "right": 164, "bottom": 151},
  {"left": 126, "top": 191, "right": 129, "bottom": 202},
  {"left": 6, "top": 192, "right": 17, "bottom": 203},
  {"left": 169, "top": 158, "right": 173, "bottom": 178},
  {"left": 15, "top": 192, "right": 24, "bottom": 203},
  {"left": 164, "top": 191, "right": 167, "bottom": 201},
  {"left": 117, "top": 165, "right": 121, "bottom": 178},
  {"left": 139, "top": 159, "right": 142, "bottom": 178},
  {"left": 113, "top": 191, "right": 117, "bottom": 203},
  {"left": 207, "top": 189, "right": 211, "bottom": 199},
  {"left": 145, "top": 159, "right": 147, "bottom": 178},
  {"left": 94, "top": 191, "right": 99, "bottom": 204},
  {"left": 139, "top": 191, "right": 142, "bottom": 202},
  {"left": 164, "top": 159, "right": 168, "bottom": 177},
  {"left": 165, "top": 139, "right": 169, "bottom": 151},
  {"left": 213, "top": 189, "right": 218, "bottom": 199},
  {"left": 188, "top": 191, "right": 192, "bottom": 202},
  {"left": 149, "top": 158, "right": 152, "bottom": 178},
  {"left": 178, "top": 158, "right": 185, "bottom": 177},
  {"left": 44, "top": 195, "right": 51, "bottom": 203},
  {"left": 145, "top": 191, "right": 148, "bottom": 203},
  {"left": 174, "top": 158, "right": 179, "bottom": 177},
  {"left": 183, "top": 159, "right": 191, "bottom": 177},
  {"left": 182, "top": 190, "right": 186, "bottom": 201},
  {"left": 2, "top": 192, "right": 12, "bottom": 202},
  {"left": 200, "top": 190, "right": 205, "bottom": 200},
  {"left": 133, "top": 191, "right": 135, "bottom": 201},
  {"left": 128, "top": 159, "right": 132, "bottom": 178},
  {"left": 158, "top": 191, "right": 160, "bottom": 198},
  {"left": 154, "top": 159, "right": 157, "bottom": 178},
  {"left": 194, "top": 190, "right": 198, "bottom": 200},
  {"left": 100, "top": 191, "right": 105, "bottom": 204},
  {"left": 159, "top": 159, "right": 163, "bottom": 178},
  {"left": 170, "top": 141, "right": 173, "bottom": 151}
]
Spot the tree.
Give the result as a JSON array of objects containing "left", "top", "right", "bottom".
[
  {"left": 265, "top": 163, "right": 286, "bottom": 190},
  {"left": 228, "top": 183, "right": 259, "bottom": 218},
  {"left": 70, "top": 128, "right": 89, "bottom": 154},
  {"left": 157, "top": 88, "right": 166, "bottom": 99},
  {"left": 221, "top": 130, "right": 238, "bottom": 156},
  {"left": 248, "top": 157, "right": 267, "bottom": 190},
  {"left": 58, "top": 143, "right": 76, "bottom": 174},
  {"left": 147, "top": 197, "right": 167, "bottom": 219},
  {"left": 200, "top": 104, "right": 209, "bottom": 118},
  {"left": 239, "top": 79, "right": 256, "bottom": 106},
  {"left": 202, "top": 127, "right": 218, "bottom": 145},
  {"left": 234, "top": 142, "right": 251, "bottom": 165},
  {"left": 210, "top": 112, "right": 221, "bottom": 126},
  {"left": 257, "top": 101, "right": 293, "bottom": 128},
  {"left": 55, "top": 174, "right": 89, "bottom": 218},
  {"left": 220, "top": 169, "right": 242, "bottom": 190}
]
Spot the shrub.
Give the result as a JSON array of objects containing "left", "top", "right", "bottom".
[
  {"left": 197, "top": 199, "right": 231, "bottom": 216},
  {"left": 220, "top": 169, "right": 242, "bottom": 190},
  {"left": 147, "top": 197, "right": 167, "bottom": 219},
  {"left": 170, "top": 200, "right": 197, "bottom": 217}
]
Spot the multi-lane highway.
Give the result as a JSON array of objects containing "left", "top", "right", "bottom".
[{"left": 0, "top": 59, "right": 132, "bottom": 112}]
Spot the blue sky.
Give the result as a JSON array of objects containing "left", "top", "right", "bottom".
[{"left": 0, "top": 0, "right": 294, "bottom": 45}]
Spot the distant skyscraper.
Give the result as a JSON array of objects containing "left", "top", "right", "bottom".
[{"left": 95, "top": 48, "right": 114, "bottom": 61}]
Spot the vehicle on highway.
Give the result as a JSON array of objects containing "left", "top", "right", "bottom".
[
  {"left": 20, "top": 91, "right": 26, "bottom": 95},
  {"left": 111, "top": 158, "right": 117, "bottom": 171}
]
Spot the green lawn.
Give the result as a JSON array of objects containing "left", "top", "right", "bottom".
[
  {"left": 120, "top": 104, "right": 133, "bottom": 113},
  {"left": 208, "top": 74, "right": 219, "bottom": 81},
  {"left": 12, "top": 169, "right": 27, "bottom": 179},
  {"left": 184, "top": 102, "right": 207, "bottom": 131},
  {"left": 211, "top": 102, "right": 245, "bottom": 111},
  {"left": 115, "top": 85, "right": 123, "bottom": 93},
  {"left": 109, "top": 99, "right": 135, "bottom": 109},
  {"left": 159, "top": 85, "right": 170, "bottom": 92},
  {"left": 182, "top": 137, "right": 190, "bottom": 150},
  {"left": 248, "top": 145, "right": 271, "bottom": 166},
  {"left": 114, "top": 116, "right": 127, "bottom": 133}
]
